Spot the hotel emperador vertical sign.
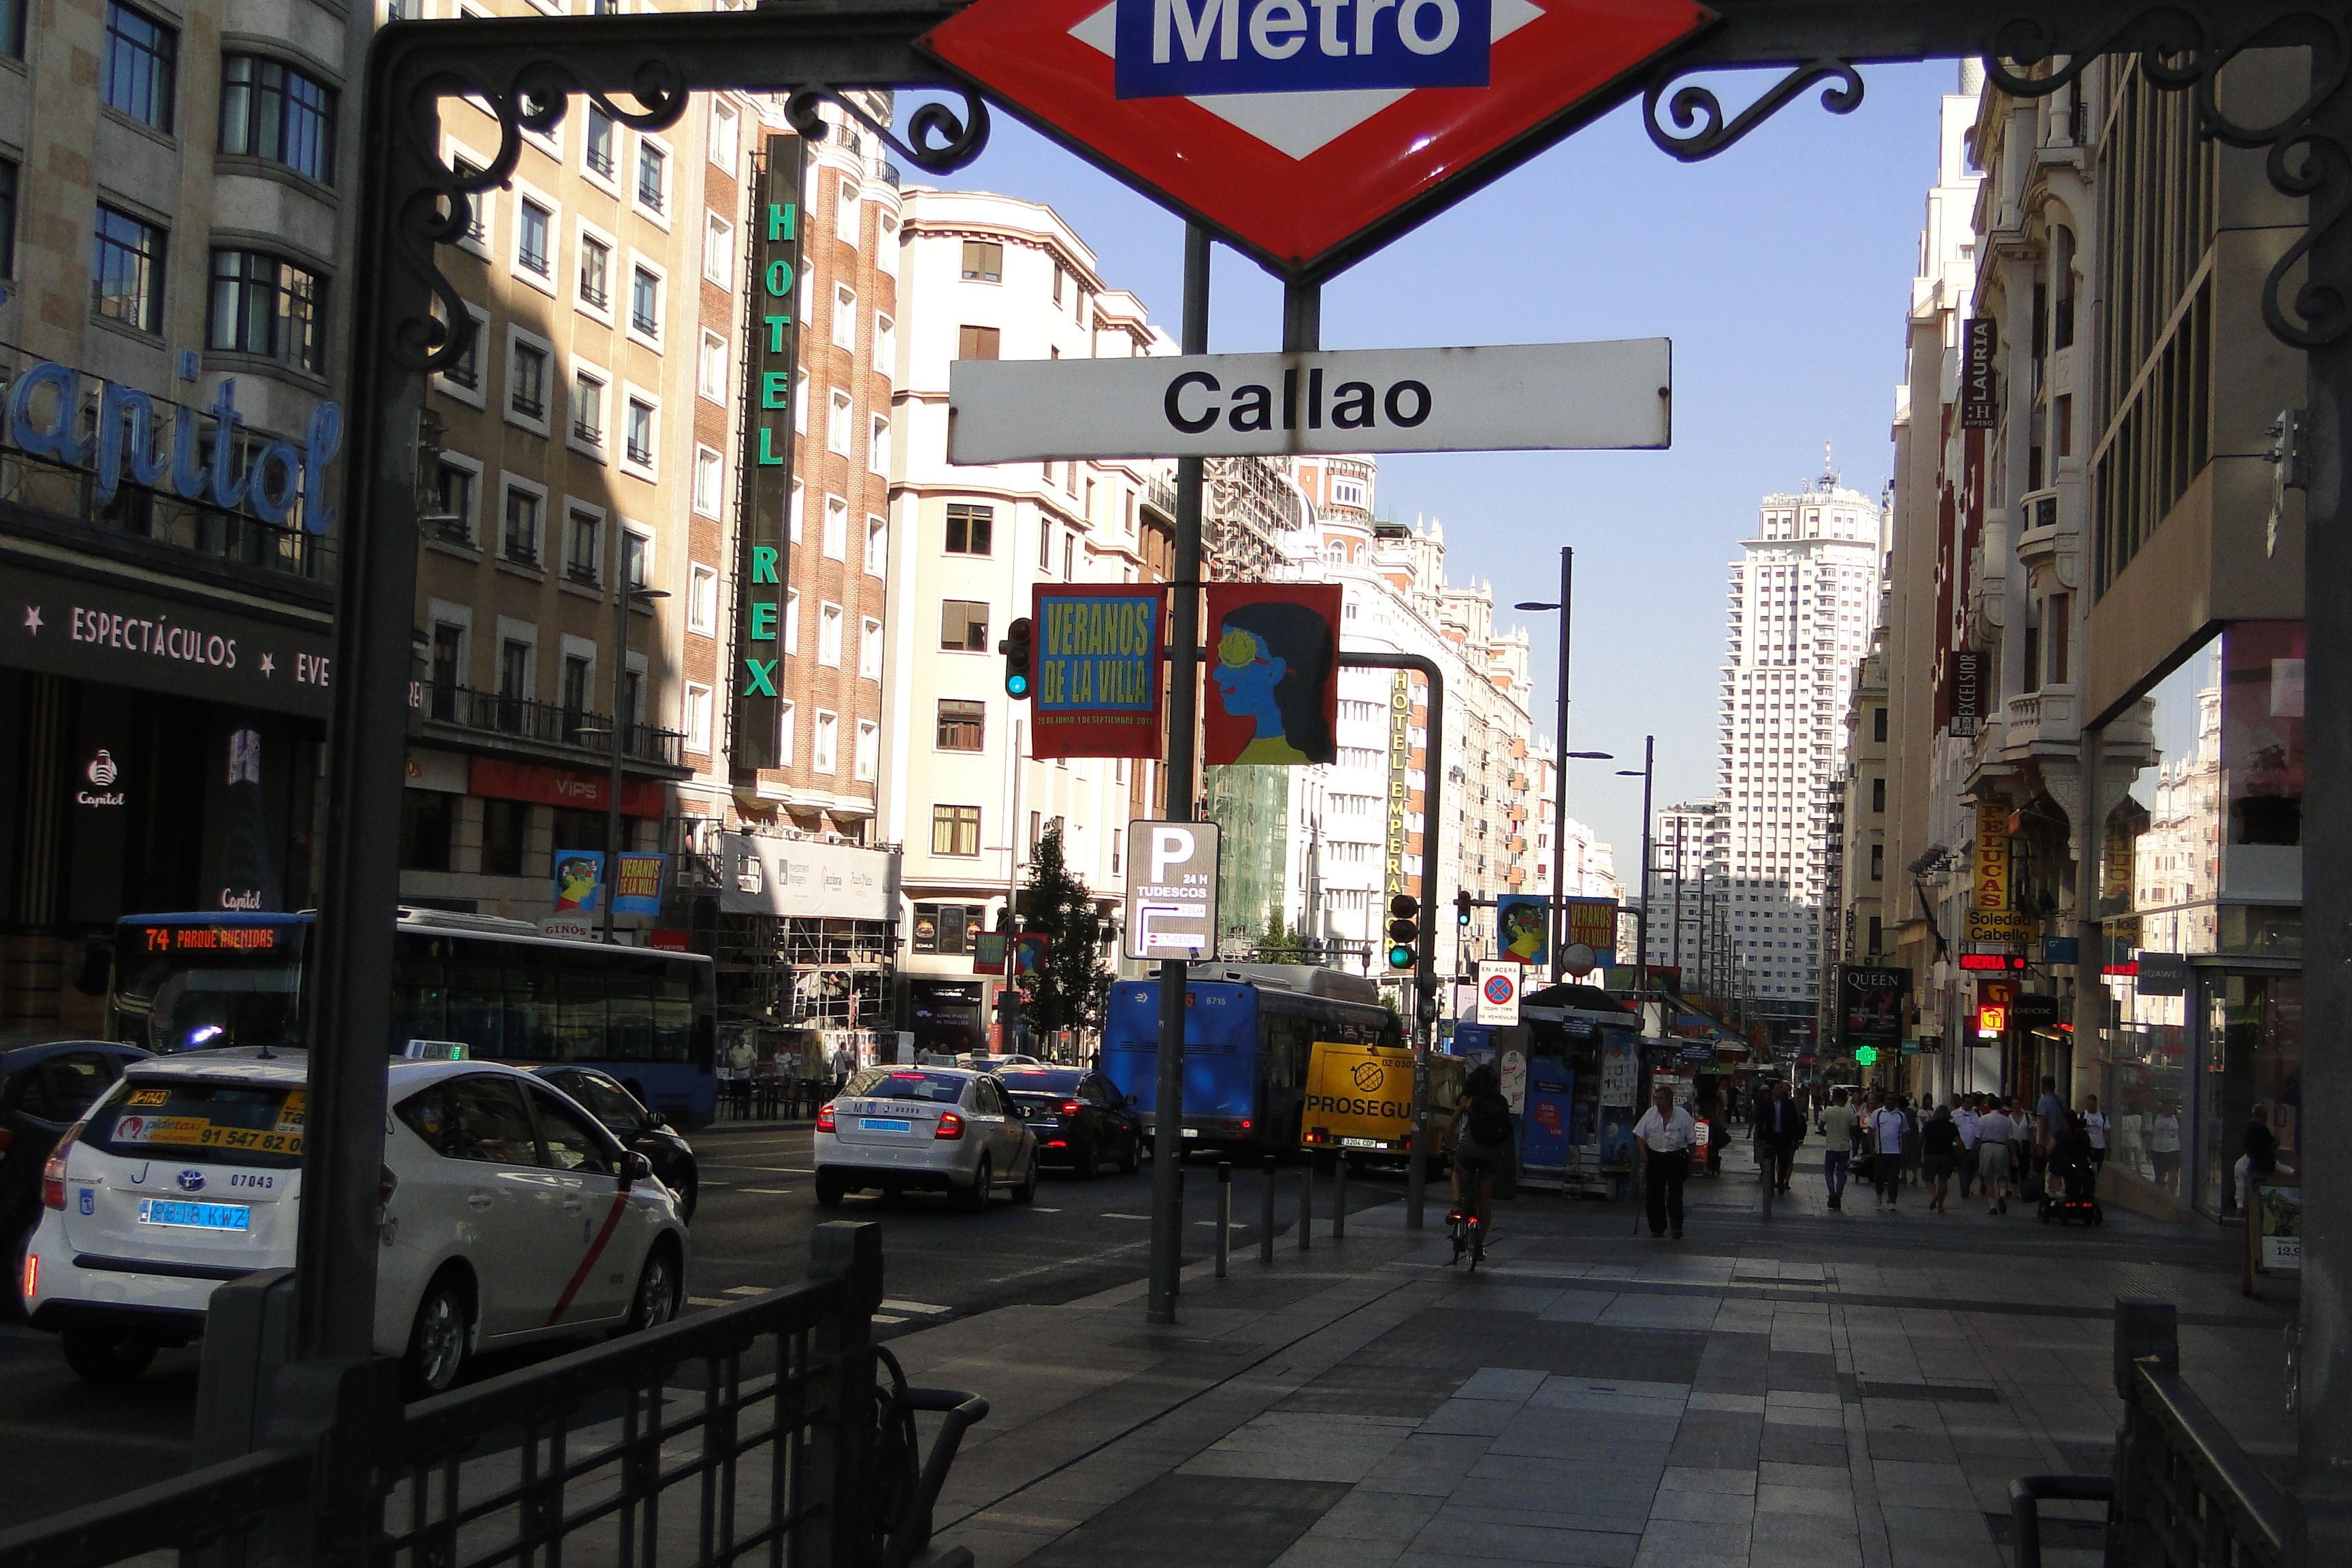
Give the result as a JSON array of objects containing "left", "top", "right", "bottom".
[{"left": 733, "top": 133, "right": 805, "bottom": 774}]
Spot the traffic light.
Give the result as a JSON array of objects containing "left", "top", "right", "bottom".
[
  {"left": 1455, "top": 889, "right": 1473, "bottom": 927},
  {"left": 1386, "top": 894, "right": 1420, "bottom": 970},
  {"left": 999, "top": 617, "right": 1034, "bottom": 699}
]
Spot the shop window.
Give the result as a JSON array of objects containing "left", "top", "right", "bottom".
[
  {"left": 481, "top": 798, "right": 529, "bottom": 877},
  {"left": 400, "top": 790, "right": 454, "bottom": 872}
]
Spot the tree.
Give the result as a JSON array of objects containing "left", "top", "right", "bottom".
[
  {"left": 1257, "top": 906, "right": 1311, "bottom": 963},
  {"left": 1016, "top": 824, "right": 1111, "bottom": 1033}
]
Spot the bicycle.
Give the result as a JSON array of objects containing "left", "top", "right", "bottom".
[{"left": 1449, "top": 1158, "right": 1493, "bottom": 1269}]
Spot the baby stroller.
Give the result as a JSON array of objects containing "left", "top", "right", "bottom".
[{"left": 2038, "top": 1153, "right": 2103, "bottom": 1226}]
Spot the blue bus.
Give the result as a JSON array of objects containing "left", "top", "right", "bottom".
[
  {"left": 1102, "top": 966, "right": 1398, "bottom": 1156},
  {"left": 106, "top": 908, "right": 719, "bottom": 1126}
]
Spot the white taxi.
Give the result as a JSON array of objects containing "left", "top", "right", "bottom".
[
  {"left": 21, "top": 1049, "right": 689, "bottom": 1397},
  {"left": 815, "top": 1066, "right": 1039, "bottom": 1209}
]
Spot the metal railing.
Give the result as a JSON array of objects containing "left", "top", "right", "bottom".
[
  {"left": 0, "top": 1224, "right": 983, "bottom": 1568},
  {"left": 0, "top": 446, "right": 336, "bottom": 585},
  {"left": 2010, "top": 1298, "right": 2285, "bottom": 1568},
  {"left": 419, "top": 679, "right": 687, "bottom": 767}
]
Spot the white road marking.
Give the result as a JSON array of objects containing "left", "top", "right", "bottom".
[
  {"left": 740, "top": 1187, "right": 794, "bottom": 1195},
  {"left": 687, "top": 1296, "right": 730, "bottom": 1307},
  {"left": 725, "top": 1286, "right": 769, "bottom": 1296},
  {"left": 872, "top": 1313, "right": 908, "bottom": 1325},
  {"left": 1102, "top": 1213, "right": 1152, "bottom": 1220},
  {"left": 880, "top": 1298, "right": 950, "bottom": 1316}
]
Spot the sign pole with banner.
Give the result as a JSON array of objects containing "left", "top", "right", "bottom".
[{"left": 731, "top": 133, "right": 802, "bottom": 779}]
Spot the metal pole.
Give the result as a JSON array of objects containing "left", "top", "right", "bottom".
[
  {"left": 601, "top": 578, "right": 630, "bottom": 945},
  {"left": 1147, "top": 224, "right": 1211, "bottom": 1326},
  {"left": 1215, "top": 1160, "right": 1231, "bottom": 1278},
  {"left": 2297, "top": 73, "right": 2352, "bottom": 1564},
  {"left": 1260, "top": 1154, "right": 1276, "bottom": 1265},
  {"left": 1333, "top": 1154, "right": 1347, "bottom": 1239},
  {"left": 1550, "top": 546, "right": 1572, "bottom": 981},
  {"left": 1298, "top": 1159, "right": 1314, "bottom": 1251},
  {"left": 1000, "top": 715, "right": 1024, "bottom": 1049},
  {"left": 1637, "top": 736, "right": 1654, "bottom": 997},
  {"left": 1669, "top": 817, "right": 1686, "bottom": 977}
]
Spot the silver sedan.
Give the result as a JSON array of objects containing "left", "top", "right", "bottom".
[{"left": 813, "top": 1066, "right": 1039, "bottom": 1210}]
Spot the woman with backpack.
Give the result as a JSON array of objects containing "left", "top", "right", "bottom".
[{"left": 1450, "top": 1065, "right": 1515, "bottom": 1231}]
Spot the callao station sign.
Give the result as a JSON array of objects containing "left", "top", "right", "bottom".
[{"left": 922, "top": 0, "right": 1712, "bottom": 274}]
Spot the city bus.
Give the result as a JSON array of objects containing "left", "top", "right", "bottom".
[
  {"left": 107, "top": 909, "right": 719, "bottom": 1126},
  {"left": 1102, "top": 964, "right": 1399, "bottom": 1158}
]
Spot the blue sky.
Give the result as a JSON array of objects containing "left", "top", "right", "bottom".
[{"left": 912, "top": 60, "right": 1957, "bottom": 874}]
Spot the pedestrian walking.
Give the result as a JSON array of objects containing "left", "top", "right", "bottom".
[
  {"left": 1818, "top": 1089, "right": 1855, "bottom": 1211},
  {"left": 2035, "top": 1076, "right": 2069, "bottom": 1148},
  {"left": 1922, "top": 1104, "right": 1960, "bottom": 1212},
  {"left": 1978, "top": 1099, "right": 2018, "bottom": 1213},
  {"left": 2150, "top": 1100, "right": 2183, "bottom": 1192},
  {"left": 1869, "top": 1096, "right": 1908, "bottom": 1211},
  {"left": 2081, "top": 1094, "right": 2109, "bottom": 1172},
  {"left": 1955, "top": 1094, "right": 1982, "bottom": 1198},
  {"left": 1900, "top": 1096, "right": 1923, "bottom": 1187},
  {"left": 1759, "top": 1079, "right": 1806, "bottom": 1194},
  {"left": 1633, "top": 1085, "right": 1699, "bottom": 1240}
]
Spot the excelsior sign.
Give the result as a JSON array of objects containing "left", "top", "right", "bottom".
[
  {"left": 951, "top": 340, "right": 1669, "bottom": 462},
  {"left": 921, "top": 0, "right": 1712, "bottom": 274}
]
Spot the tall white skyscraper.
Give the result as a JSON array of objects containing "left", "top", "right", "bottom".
[{"left": 1715, "top": 456, "right": 1886, "bottom": 1017}]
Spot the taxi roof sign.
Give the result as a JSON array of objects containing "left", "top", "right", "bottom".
[{"left": 920, "top": 0, "right": 1715, "bottom": 277}]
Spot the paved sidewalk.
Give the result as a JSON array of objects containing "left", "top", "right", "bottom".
[{"left": 892, "top": 1141, "right": 2293, "bottom": 1568}]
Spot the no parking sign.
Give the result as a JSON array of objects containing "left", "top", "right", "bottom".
[{"left": 1475, "top": 960, "right": 1521, "bottom": 1025}]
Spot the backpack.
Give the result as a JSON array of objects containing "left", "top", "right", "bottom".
[{"left": 1467, "top": 1096, "right": 1514, "bottom": 1147}]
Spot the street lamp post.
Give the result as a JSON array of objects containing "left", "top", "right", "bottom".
[
  {"left": 1514, "top": 568, "right": 1611, "bottom": 981},
  {"left": 1617, "top": 737, "right": 1654, "bottom": 999},
  {"left": 592, "top": 574, "right": 668, "bottom": 945}
]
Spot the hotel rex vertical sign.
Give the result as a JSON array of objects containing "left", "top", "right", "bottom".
[{"left": 733, "top": 133, "right": 804, "bottom": 774}]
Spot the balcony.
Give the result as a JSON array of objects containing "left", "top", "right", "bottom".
[
  {"left": 417, "top": 681, "right": 685, "bottom": 769},
  {"left": 1, "top": 444, "right": 335, "bottom": 593},
  {"left": 2001, "top": 684, "right": 2079, "bottom": 758}
]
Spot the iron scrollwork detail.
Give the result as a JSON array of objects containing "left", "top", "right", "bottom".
[
  {"left": 783, "top": 86, "right": 992, "bottom": 176},
  {"left": 395, "top": 60, "right": 689, "bottom": 373},
  {"left": 1989, "top": 6, "right": 2352, "bottom": 349},
  {"left": 1642, "top": 59, "right": 1865, "bottom": 163}
]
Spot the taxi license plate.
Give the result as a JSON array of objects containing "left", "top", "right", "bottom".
[
  {"left": 1341, "top": 1137, "right": 1382, "bottom": 1149},
  {"left": 138, "top": 1199, "right": 250, "bottom": 1232},
  {"left": 858, "top": 1117, "right": 912, "bottom": 1132},
  {"left": 1181, "top": 1128, "right": 1198, "bottom": 1138}
]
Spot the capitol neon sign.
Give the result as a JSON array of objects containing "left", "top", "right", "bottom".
[{"left": 4, "top": 361, "right": 344, "bottom": 535}]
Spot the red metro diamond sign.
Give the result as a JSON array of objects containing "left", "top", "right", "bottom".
[{"left": 921, "top": 0, "right": 1714, "bottom": 276}]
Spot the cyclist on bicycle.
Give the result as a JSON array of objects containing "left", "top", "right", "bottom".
[{"left": 1449, "top": 1064, "right": 1514, "bottom": 1231}]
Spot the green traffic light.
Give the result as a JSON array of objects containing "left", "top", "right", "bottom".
[
  {"left": 1387, "top": 944, "right": 1414, "bottom": 969},
  {"left": 1006, "top": 671, "right": 1030, "bottom": 698}
]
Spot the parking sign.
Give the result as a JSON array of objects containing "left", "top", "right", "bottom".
[{"left": 1122, "top": 820, "right": 1222, "bottom": 961}]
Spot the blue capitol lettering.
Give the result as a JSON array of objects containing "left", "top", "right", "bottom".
[
  {"left": 1114, "top": 0, "right": 1489, "bottom": 99},
  {"left": 5, "top": 357, "right": 345, "bottom": 535}
]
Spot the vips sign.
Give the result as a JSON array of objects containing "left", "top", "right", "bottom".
[
  {"left": 1202, "top": 583, "right": 1340, "bottom": 765},
  {"left": 950, "top": 341, "right": 1670, "bottom": 462},
  {"left": 1030, "top": 585, "right": 1169, "bottom": 758},
  {"left": 732, "top": 134, "right": 804, "bottom": 773}
]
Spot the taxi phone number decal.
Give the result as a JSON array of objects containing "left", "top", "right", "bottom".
[{"left": 112, "top": 1115, "right": 304, "bottom": 1155}]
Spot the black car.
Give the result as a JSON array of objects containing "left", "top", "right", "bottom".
[
  {"left": 1, "top": 1040, "right": 150, "bottom": 1307},
  {"left": 530, "top": 1064, "right": 701, "bottom": 1219},
  {"left": 996, "top": 1066, "right": 1143, "bottom": 1175}
]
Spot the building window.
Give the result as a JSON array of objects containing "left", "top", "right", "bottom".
[
  {"left": 859, "top": 617, "right": 882, "bottom": 679},
  {"left": 0, "top": 159, "right": 15, "bottom": 278},
  {"left": 684, "top": 683, "right": 713, "bottom": 753},
  {"left": 566, "top": 508, "right": 600, "bottom": 584},
  {"left": 941, "top": 599, "right": 989, "bottom": 653},
  {"left": 503, "top": 487, "right": 542, "bottom": 564},
  {"left": 93, "top": 205, "right": 166, "bottom": 333},
  {"left": 836, "top": 178, "right": 860, "bottom": 244},
  {"left": 932, "top": 804, "right": 981, "bottom": 857},
  {"left": 870, "top": 415, "right": 889, "bottom": 474},
  {"left": 578, "top": 235, "right": 610, "bottom": 308},
  {"left": 936, "top": 699, "right": 984, "bottom": 751},
  {"left": 865, "top": 516, "right": 887, "bottom": 575},
  {"left": 510, "top": 340, "right": 549, "bottom": 419},
  {"left": 855, "top": 720, "right": 879, "bottom": 782},
  {"left": 621, "top": 529, "right": 649, "bottom": 589},
  {"left": 790, "top": 481, "right": 804, "bottom": 542},
  {"left": 687, "top": 564, "right": 718, "bottom": 635},
  {"left": 875, "top": 314, "right": 896, "bottom": 371},
  {"left": 708, "top": 99, "right": 739, "bottom": 169},
  {"left": 704, "top": 213, "right": 733, "bottom": 285},
  {"left": 480, "top": 797, "right": 527, "bottom": 877},
  {"left": 0, "top": 0, "right": 20, "bottom": 58},
  {"left": 1872, "top": 706, "right": 1887, "bottom": 742},
  {"left": 440, "top": 309, "right": 483, "bottom": 389},
  {"left": 625, "top": 397, "right": 655, "bottom": 466},
  {"left": 693, "top": 447, "right": 723, "bottom": 517},
  {"left": 206, "top": 250, "right": 325, "bottom": 372},
  {"left": 572, "top": 372, "right": 604, "bottom": 446},
  {"left": 832, "top": 283, "right": 858, "bottom": 350},
  {"left": 584, "top": 104, "right": 615, "bottom": 178},
  {"left": 399, "top": 789, "right": 454, "bottom": 872},
  {"left": 218, "top": 55, "right": 336, "bottom": 184},
  {"left": 561, "top": 653, "right": 593, "bottom": 725},
  {"left": 958, "top": 325, "right": 1000, "bottom": 360},
  {"left": 822, "top": 495, "right": 847, "bottom": 560},
  {"left": 517, "top": 199, "right": 553, "bottom": 276},
  {"left": 817, "top": 602, "right": 843, "bottom": 666},
  {"left": 103, "top": 2, "right": 176, "bottom": 131},
  {"left": 811, "top": 710, "right": 838, "bottom": 774},
  {"left": 945, "top": 504, "right": 992, "bottom": 555},
  {"left": 783, "top": 591, "right": 799, "bottom": 653},
  {"left": 960, "top": 240, "right": 1001, "bottom": 282},
  {"left": 1869, "top": 843, "right": 1884, "bottom": 882},
  {"left": 630, "top": 265, "right": 661, "bottom": 337},
  {"left": 1870, "top": 777, "right": 1885, "bottom": 814},
  {"left": 635, "top": 141, "right": 666, "bottom": 212},
  {"left": 828, "top": 391, "right": 851, "bottom": 455},
  {"left": 698, "top": 330, "right": 726, "bottom": 401},
  {"left": 453, "top": 157, "right": 489, "bottom": 245},
  {"left": 427, "top": 461, "right": 475, "bottom": 543}
]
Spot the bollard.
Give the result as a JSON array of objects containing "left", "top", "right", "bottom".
[
  {"left": 1216, "top": 1160, "right": 1232, "bottom": 1277},
  {"left": 1260, "top": 1154, "right": 1277, "bottom": 1264},
  {"left": 1333, "top": 1154, "right": 1348, "bottom": 1240},
  {"left": 1300, "top": 1159, "right": 1315, "bottom": 1251}
]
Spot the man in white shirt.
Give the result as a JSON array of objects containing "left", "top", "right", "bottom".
[
  {"left": 1818, "top": 1090, "right": 1856, "bottom": 1211},
  {"left": 2082, "top": 1094, "right": 2110, "bottom": 1171},
  {"left": 1955, "top": 1098, "right": 1982, "bottom": 1199},
  {"left": 1977, "top": 1101, "right": 2018, "bottom": 1213},
  {"left": 1869, "top": 1098, "right": 1909, "bottom": 1211},
  {"left": 1632, "top": 1085, "right": 1698, "bottom": 1240}
]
